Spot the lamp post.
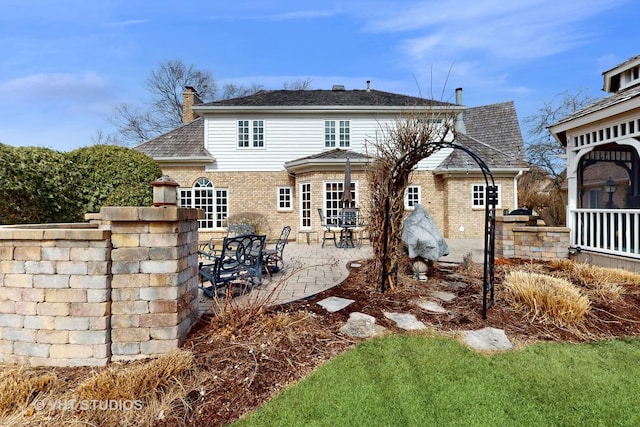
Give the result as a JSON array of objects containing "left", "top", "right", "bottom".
[{"left": 604, "top": 177, "right": 617, "bottom": 209}]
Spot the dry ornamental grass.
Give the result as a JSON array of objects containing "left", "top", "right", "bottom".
[{"left": 503, "top": 270, "right": 591, "bottom": 327}]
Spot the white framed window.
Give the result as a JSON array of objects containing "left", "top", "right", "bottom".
[
  {"left": 405, "top": 185, "right": 421, "bottom": 210},
  {"left": 179, "top": 178, "right": 228, "bottom": 229},
  {"left": 277, "top": 187, "right": 292, "bottom": 211},
  {"left": 300, "top": 183, "right": 311, "bottom": 229},
  {"left": 325, "top": 120, "right": 350, "bottom": 147},
  {"left": 238, "top": 120, "right": 264, "bottom": 148},
  {"left": 324, "top": 181, "right": 357, "bottom": 222},
  {"left": 471, "top": 183, "right": 501, "bottom": 209}
]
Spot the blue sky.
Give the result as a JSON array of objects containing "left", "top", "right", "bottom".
[{"left": 1, "top": 0, "right": 638, "bottom": 152}]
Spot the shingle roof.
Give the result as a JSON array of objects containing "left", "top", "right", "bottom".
[
  {"left": 551, "top": 84, "right": 640, "bottom": 127},
  {"left": 437, "top": 101, "right": 528, "bottom": 170},
  {"left": 134, "top": 118, "right": 212, "bottom": 160},
  {"left": 294, "top": 148, "right": 370, "bottom": 161},
  {"left": 198, "top": 89, "right": 454, "bottom": 108}
]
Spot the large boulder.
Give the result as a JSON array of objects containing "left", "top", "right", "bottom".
[{"left": 402, "top": 204, "right": 449, "bottom": 261}]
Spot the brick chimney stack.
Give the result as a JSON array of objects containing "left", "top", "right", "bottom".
[{"left": 182, "top": 86, "right": 202, "bottom": 124}]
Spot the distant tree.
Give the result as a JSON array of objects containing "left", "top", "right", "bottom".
[
  {"left": 220, "top": 83, "right": 264, "bottom": 100},
  {"left": 68, "top": 145, "right": 162, "bottom": 213},
  {"left": 520, "top": 89, "right": 599, "bottom": 226},
  {"left": 110, "top": 59, "right": 216, "bottom": 145},
  {"left": 283, "top": 78, "right": 312, "bottom": 90},
  {"left": 523, "top": 88, "right": 598, "bottom": 178}
]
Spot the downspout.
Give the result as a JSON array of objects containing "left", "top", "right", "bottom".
[{"left": 513, "top": 169, "right": 524, "bottom": 209}]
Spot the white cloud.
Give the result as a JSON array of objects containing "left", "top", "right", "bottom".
[
  {"left": 0, "top": 72, "right": 112, "bottom": 102},
  {"left": 362, "top": 0, "right": 623, "bottom": 62}
]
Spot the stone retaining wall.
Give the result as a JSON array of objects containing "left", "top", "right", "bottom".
[
  {"left": 0, "top": 206, "right": 200, "bottom": 367},
  {"left": 495, "top": 215, "right": 570, "bottom": 261}
]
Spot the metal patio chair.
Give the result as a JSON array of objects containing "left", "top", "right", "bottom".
[
  {"left": 262, "top": 225, "right": 291, "bottom": 274},
  {"left": 199, "top": 233, "right": 266, "bottom": 298},
  {"left": 317, "top": 208, "right": 339, "bottom": 248}
]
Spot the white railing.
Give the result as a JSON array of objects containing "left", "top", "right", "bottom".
[{"left": 572, "top": 209, "right": 640, "bottom": 259}]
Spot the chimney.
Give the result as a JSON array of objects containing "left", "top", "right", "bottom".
[
  {"left": 454, "top": 87, "right": 466, "bottom": 133},
  {"left": 366, "top": 80, "right": 371, "bottom": 92},
  {"left": 455, "top": 87, "right": 463, "bottom": 105},
  {"left": 182, "top": 86, "right": 202, "bottom": 124}
]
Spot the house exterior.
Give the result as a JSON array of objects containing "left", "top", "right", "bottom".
[
  {"left": 550, "top": 55, "right": 640, "bottom": 266},
  {"left": 136, "top": 84, "right": 528, "bottom": 243}
]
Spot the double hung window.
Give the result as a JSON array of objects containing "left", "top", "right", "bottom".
[
  {"left": 238, "top": 120, "right": 264, "bottom": 148},
  {"left": 325, "top": 120, "right": 350, "bottom": 147}
]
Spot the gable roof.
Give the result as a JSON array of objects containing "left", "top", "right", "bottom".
[
  {"left": 134, "top": 118, "right": 213, "bottom": 164},
  {"left": 194, "top": 89, "right": 456, "bottom": 110},
  {"left": 436, "top": 101, "right": 528, "bottom": 171},
  {"left": 284, "top": 148, "right": 370, "bottom": 173}
]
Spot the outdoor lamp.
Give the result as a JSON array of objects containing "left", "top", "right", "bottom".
[
  {"left": 604, "top": 177, "right": 617, "bottom": 194},
  {"left": 604, "top": 177, "right": 617, "bottom": 209}
]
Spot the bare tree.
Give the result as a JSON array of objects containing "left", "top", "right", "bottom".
[
  {"left": 110, "top": 59, "right": 216, "bottom": 145},
  {"left": 220, "top": 83, "right": 264, "bottom": 100},
  {"left": 523, "top": 88, "right": 598, "bottom": 178},
  {"left": 283, "top": 78, "right": 312, "bottom": 90},
  {"left": 520, "top": 89, "right": 599, "bottom": 225},
  {"left": 367, "top": 109, "right": 457, "bottom": 291}
]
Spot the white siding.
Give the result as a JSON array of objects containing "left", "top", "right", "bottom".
[{"left": 204, "top": 113, "right": 427, "bottom": 171}]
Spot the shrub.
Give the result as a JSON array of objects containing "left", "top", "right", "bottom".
[
  {"left": 226, "top": 212, "right": 271, "bottom": 235},
  {"left": 504, "top": 270, "right": 590, "bottom": 326},
  {"left": 0, "top": 144, "right": 83, "bottom": 224},
  {"left": 68, "top": 144, "right": 161, "bottom": 213}
]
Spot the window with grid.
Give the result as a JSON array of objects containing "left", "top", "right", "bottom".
[
  {"left": 238, "top": 120, "right": 264, "bottom": 148},
  {"left": 324, "top": 120, "right": 350, "bottom": 147},
  {"left": 277, "top": 187, "right": 292, "bottom": 211},
  {"left": 300, "top": 183, "right": 311, "bottom": 228},
  {"left": 405, "top": 185, "right": 421, "bottom": 209},
  {"left": 471, "top": 183, "right": 500, "bottom": 208},
  {"left": 324, "top": 181, "right": 356, "bottom": 223},
  {"left": 178, "top": 178, "right": 228, "bottom": 229}
]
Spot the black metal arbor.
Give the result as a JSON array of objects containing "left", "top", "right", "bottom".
[{"left": 442, "top": 142, "right": 497, "bottom": 319}]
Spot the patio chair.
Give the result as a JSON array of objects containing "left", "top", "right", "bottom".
[
  {"left": 198, "top": 238, "right": 217, "bottom": 260},
  {"left": 317, "top": 208, "right": 338, "bottom": 248},
  {"left": 262, "top": 225, "right": 291, "bottom": 274},
  {"left": 227, "top": 224, "right": 254, "bottom": 237},
  {"left": 199, "top": 234, "right": 266, "bottom": 298}
]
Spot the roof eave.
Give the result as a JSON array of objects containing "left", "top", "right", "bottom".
[
  {"left": 192, "top": 105, "right": 463, "bottom": 115},
  {"left": 284, "top": 157, "right": 370, "bottom": 173},
  {"left": 153, "top": 156, "right": 214, "bottom": 165},
  {"left": 432, "top": 167, "right": 529, "bottom": 176}
]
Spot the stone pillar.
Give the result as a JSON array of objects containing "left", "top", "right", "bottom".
[
  {"left": 495, "top": 215, "right": 537, "bottom": 258},
  {"left": 101, "top": 206, "right": 200, "bottom": 362}
]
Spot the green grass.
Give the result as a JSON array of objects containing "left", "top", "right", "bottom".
[{"left": 234, "top": 336, "right": 640, "bottom": 426}]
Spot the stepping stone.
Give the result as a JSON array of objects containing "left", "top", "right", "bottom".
[
  {"left": 340, "top": 312, "right": 386, "bottom": 338},
  {"left": 463, "top": 327, "right": 513, "bottom": 351},
  {"left": 384, "top": 312, "right": 426, "bottom": 330},
  {"left": 415, "top": 300, "right": 447, "bottom": 314},
  {"left": 431, "top": 290, "right": 456, "bottom": 302},
  {"left": 317, "top": 296, "right": 355, "bottom": 312},
  {"left": 442, "top": 280, "right": 467, "bottom": 289}
]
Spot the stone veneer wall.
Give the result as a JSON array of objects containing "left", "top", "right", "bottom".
[
  {"left": 0, "top": 206, "right": 200, "bottom": 367},
  {"left": 495, "top": 215, "right": 570, "bottom": 261}
]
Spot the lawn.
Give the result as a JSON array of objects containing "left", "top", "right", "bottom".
[{"left": 235, "top": 335, "right": 640, "bottom": 426}]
